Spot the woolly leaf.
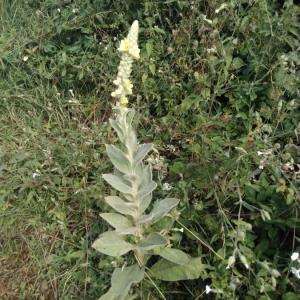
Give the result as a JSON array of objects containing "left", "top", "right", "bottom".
[
  {"left": 92, "top": 237, "right": 136, "bottom": 257},
  {"left": 139, "top": 232, "right": 168, "bottom": 250},
  {"left": 158, "top": 248, "right": 190, "bottom": 266},
  {"left": 112, "top": 264, "right": 145, "bottom": 295},
  {"left": 106, "top": 145, "right": 131, "bottom": 174},
  {"left": 150, "top": 257, "right": 206, "bottom": 281},
  {"left": 105, "top": 196, "right": 137, "bottom": 216},
  {"left": 103, "top": 174, "right": 133, "bottom": 194},
  {"left": 100, "top": 213, "right": 132, "bottom": 229}
]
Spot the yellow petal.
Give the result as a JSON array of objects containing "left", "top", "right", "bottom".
[
  {"left": 118, "top": 39, "right": 131, "bottom": 52},
  {"left": 120, "top": 97, "right": 129, "bottom": 104}
]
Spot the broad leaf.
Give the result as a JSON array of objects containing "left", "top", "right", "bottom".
[
  {"left": 139, "top": 232, "right": 168, "bottom": 250},
  {"left": 105, "top": 196, "right": 137, "bottom": 216},
  {"left": 112, "top": 264, "right": 145, "bottom": 295},
  {"left": 115, "top": 227, "right": 139, "bottom": 235},
  {"left": 139, "top": 165, "right": 154, "bottom": 212},
  {"left": 137, "top": 181, "right": 157, "bottom": 200},
  {"left": 103, "top": 174, "right": 133, "bottom": 195},
  {"left": 148, "top": 198, "right": 180, "bottom": 224},
  {"left": 106, "top": 145, "right": 131, "bottom": 174},
  {"left": 125, "top": 109, "right": 135, "bottom": 126},
  {"left": 99, "top": 286, "right": 131, "bottom": 300},
  {"left": 92, "top": 237, "right": 136, "bottom": 257},
  {"left": 149, "top": 257, "right": 207, "bottom": 281},
  {"left": 110, "top": 119, "right": 125, "bottom": 143},
  {"left": 100, "top": 213, "right": 132, "bottom": 229},
  {"left": 139, "top": 193, "right": 152, "bottom": 214},
  {"left": 134, "top": 143, "right": 153, "bottom": 166},
  {"left": 125, "top": 131, "right": 137, "bottom": 156},
  {"left": 158, "top": 248, "right": 190, "bottom": 266},
  {"left": 123, "top": 173, "right": 138, "bottom": 184}
]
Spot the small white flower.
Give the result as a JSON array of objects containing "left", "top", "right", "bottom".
[
  {"left": 33, "top": 169, "right": 41, "bottom": 179},
  {"left": 69, "top": 89, "right": 74, "bottom": 97},
  {"left": 259, "top": 165, "right": 264, "bottom": 170},
  {"left": 179, "top": 228, "right": 184, "bottom": 232},
  {"left": 57, "top": 8, "right": 61, "bottom": 13},
  {"left": 163, "top": 182, "right": 173, "bottom": 191},
  {"left": 291, "top": 252, "right": 299, "bottom": 261},
  {"left": 257, "top": 151, "right": 264, "bottom": 156},
  {"left": 68, "top": 99, "right": 79, "bottom": 104},
  {"left": 205, "top": 285, "right": 211, "bottom": 294},
  {"left": 291, "top": 267, "right": 300, "bottom": 279}
]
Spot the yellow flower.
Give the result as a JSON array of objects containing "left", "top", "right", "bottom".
[
  {"left": 120, "top": 97, "right": 129, "bottom": 104},
  {"left": 129, "top": 47, "right": 140, "bottom": 60},
  {"left": 125, "top": 80, "right": 133, "bottom": 94},
  {"left": 118, "top": 39, "right": 131, "bottom": 52}
]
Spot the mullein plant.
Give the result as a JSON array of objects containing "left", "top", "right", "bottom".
[{"left": 92, "top": 21, "right": 204, "bottom": 300}]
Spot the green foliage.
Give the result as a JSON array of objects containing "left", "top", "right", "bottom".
[{"left": 1, "top": 0, "right": 300, "bottom": 299}]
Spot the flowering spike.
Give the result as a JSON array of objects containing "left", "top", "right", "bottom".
[{"left": 111, "top": 20, "right": 140, "bottom": 107}]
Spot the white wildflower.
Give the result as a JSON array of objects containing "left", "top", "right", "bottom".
[
  {"left": 206, "top": 285, "right": 212, "bottom": 294},
  {"left": 163, "top": 182, "right": 173, "bottom": 191},
  {"left": 291, "top": 267, "right": 300, "bottom": 279},
  {"left": 291, "top": 252, "right": 299, "bottom": 261},
  {"left": 69, "top": 89, "right": 75, "bottom": 97},
  {"left": 33, "top": 169, "right": 41, "bottom": 179}
]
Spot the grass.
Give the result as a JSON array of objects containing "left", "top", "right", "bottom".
[{"left": 1, "top": 0, "right": 300, "bottom": 299}]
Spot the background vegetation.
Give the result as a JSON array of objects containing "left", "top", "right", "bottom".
[{"left": 0, "top": 0, "right": 299, "bottom": 299}]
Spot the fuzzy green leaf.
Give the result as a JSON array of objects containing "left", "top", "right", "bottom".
[
  {"left": 125, "top": 131, "right": 137, "bottom": 155},
  {"left": 112, "top": 264, "right": 145, "bottom": 295},
  {"left": 99, "top": 286, "right": 131, "bottom": 300},
  {"left": 139, "top": 193, "right": 152, "bottom": 214},
  {"left": 100, "top": 213, "right": 132, "bottom": 229},
  {"left": 137, "top": 181, "right": 157, "bottom": 200},
  {"left": 106, "top": 145, "right": 131, "bottom": 174},
  {"left": 158, "top": 248, "right": 190, "bottom": 266},
  {"left": 110, "top": 119, "right": 125, "bottom": 142},
  {"left": 149, "top": 257, "right": 206, "bottom": 281},
  {"left": 102, "top": 174, "right": 133, "bottom": 194},
  {"left": 134, "top": 143, "right": 153, "bottom": 166},
  {"left": 138, "top": 232, "right": 168, "bottom": 250},
  {"left": 105, "top": 196, "right": 137, "bottom": 216},
  {"left": 148, "top": 198, "right": 180, "bottom": 224},
  {"left": 92, "top": 237, "right": 136, "bottom": 257}
]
